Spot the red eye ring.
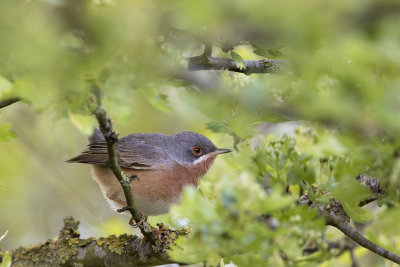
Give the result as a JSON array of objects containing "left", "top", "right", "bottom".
[{"left": 191, "top": 145, "right": 203, "bottom": 156}]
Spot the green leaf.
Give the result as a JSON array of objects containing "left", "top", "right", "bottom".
[
  {"left": 333, "top": 178, "right": 373, "bottom": 223},
  {"left": 0, "top": 76, "right": 12, "bottom": 98},
  {"left": 1, "top": 252, "right": 11, "bottom": 267},
  {"left": 230, "top": 51, "right": 246, "bottom": 70},
  {"left": 143, "top": 89, "right": 171, "bottom": 113},
  {"left": 261, "top": 191, "right": 294, "bottom": 213},
  {"left": 253, "top": 48, "right": 283, "bottom": 59},
  {"left": 206, "top": 121, "right": 230, "bottom": 134},
  {"left": 0, "top": 123, "right": 16, "bottom": 142},
  {"left": 286, "top": 163, "right": 315, "bottom": 185}
]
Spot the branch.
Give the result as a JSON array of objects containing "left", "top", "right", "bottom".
[
  {"left": 2, "top": 217, "right": 175, "bottom": 267},
  {"left": 89, "top": 86, "right": 155, "bottom": 242},
  {"left": 330, "top": 211, "right": 400, "bottom": 264},
  {"left": 0, "top": 98, "right": 21, "bottom": 109},
  {"left": 357, "top": 174, "right": 385, "bottom": 207},
  {"left": 299, "top": 196, "right": 400, "bottom": 265},
  {"left": 187, "top": 55, "right": 285, "bottom": 75}
]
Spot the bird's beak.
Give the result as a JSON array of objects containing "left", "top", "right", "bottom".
[{"left": 215, "top": 148, "right": 232, "bottom": 154}]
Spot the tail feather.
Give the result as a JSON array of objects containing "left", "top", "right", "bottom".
[
  {"left": 67, "top": 127, "right": 107, "bottom": 165},
  {"left": 66, "top": 152, "right": 108, "bottom": 165}
]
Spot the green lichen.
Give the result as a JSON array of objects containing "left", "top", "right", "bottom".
[
  {"left": 7, "top": 217, "right": 88, "bottom": 266},
  {"left": 150, "top": 223, "right": 190, "bottom": 252},
  {"left": 3, "top": 216, "right": 188, "bottom": 266},
  {"left": 100, "top": 234, "right": 136, "bottom": 255}
]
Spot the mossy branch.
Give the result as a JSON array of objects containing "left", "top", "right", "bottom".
[{"left": 1, "top": 217, "right": 175, "bottom": 267}]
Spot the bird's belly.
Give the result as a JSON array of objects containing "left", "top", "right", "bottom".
[
  {"left": 106, "top": 196, "right": 177, "bottom": 216},
  {"left": 135, "top": 198, "right": 176, "bottom": 216},
  {"left": 91, "top": 165, "right": 191, "bottom": 216}
]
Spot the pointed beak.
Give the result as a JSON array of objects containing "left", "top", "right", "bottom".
[{"left": 215, "top": 148, "right": 232, "bottom": 154}]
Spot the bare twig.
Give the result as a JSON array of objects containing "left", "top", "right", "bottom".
[
  {"left": 188, "top": 55, "right": 285, "bottom": 75},
  {"left": 300, "top": 195, "right": 400, "bottom": 265},
  {"left": 0, "top": 97, "right": 21, "bottom": 109},
  {"left": 89, "top": 85, "right": 154, "bottom": 241},
  {"left": 349, "top": 248, "right": 360, "bottom": 267},
  {"left": 332, "top": 219, "right": 400, "bottom": 264}
]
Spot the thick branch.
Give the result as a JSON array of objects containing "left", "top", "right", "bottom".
[
  {"left": 3, "top": 217, "right": 173, "bottom": 267},
  {"left": 188, "top": 55, "right": 284, "bottom": 75},
  {"left": 0, "top": 98, "right": 21, "bottom": 109},
  {"left": 89, "top": 86, "right": 154, "bottom": 241}
]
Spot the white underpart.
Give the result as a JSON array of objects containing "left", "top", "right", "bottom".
[{"left": 192, "top": 153, "right": 211, "bottom": 165}]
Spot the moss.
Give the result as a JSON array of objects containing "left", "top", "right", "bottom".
[
  {"left": 100, "top": 234, "right": 136, "bottom": 255},
  {"left": 5, "top": 216, "right": 187, "bottom": 266},
  {"left": 8, "top": 217, "right": 84, "bottom": 266}
]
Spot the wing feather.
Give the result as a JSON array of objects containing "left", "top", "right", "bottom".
[{"left": 67, "top": 136, "right": 169, "bottom": 170}]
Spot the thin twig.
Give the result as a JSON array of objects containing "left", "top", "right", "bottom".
[
  {"left": 89, "top": 85, "right": 154, "bottom": 241},
  {"left": 349, "top": 248, "right": 360, "bottom": 267},
  {"left": 332, "top": 220, "right": 400, "bottom": 264},
  {"left": 302, "top": 196, "right": 400, "bottom": 265},
  {"left": 0, "top": 97, "right": 21, "bottom": 109}
]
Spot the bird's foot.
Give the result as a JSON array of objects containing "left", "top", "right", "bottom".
[{"left": 129, "top": 210, "right": 148, "bottom": 228}]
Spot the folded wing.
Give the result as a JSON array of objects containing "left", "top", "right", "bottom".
[{"left": 67, "top": 136, "right": 169, "bottom": 170}]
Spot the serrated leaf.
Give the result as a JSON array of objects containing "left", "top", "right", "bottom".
[
  {"left": 230, "top": 51, "right": 246, "bottom": 70},
  {"left": 333, "top": 179, "right": 373, "bottom": 223},
  {"left": 0, "top": 123, "right": 16, "bottom": 142}
]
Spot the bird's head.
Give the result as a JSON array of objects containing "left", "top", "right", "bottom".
[{"left": 168, "top": 131, "right": 231, "bottom": 174}]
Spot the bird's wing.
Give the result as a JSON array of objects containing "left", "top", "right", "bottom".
[{"left": 67, "top": 137, "right": 169, "bottom": 170}]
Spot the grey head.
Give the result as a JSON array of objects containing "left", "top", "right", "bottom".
[{"left": 166, "top": 131, "right": 231, "bottom": 165}]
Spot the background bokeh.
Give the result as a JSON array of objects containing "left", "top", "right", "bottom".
[{"left": 1, "top": 0, "right": 400, "bottom": 266}]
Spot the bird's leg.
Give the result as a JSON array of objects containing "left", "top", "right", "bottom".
[
  {"left": 130, "top": 209, "right": 148, "bottom": 228},
  {"left": 115, "top": 204, "right": 147, "bottom": 227}
]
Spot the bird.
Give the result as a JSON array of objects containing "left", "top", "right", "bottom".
[{"left": 68, "top": 129, "right": 231, "bottom": 216}]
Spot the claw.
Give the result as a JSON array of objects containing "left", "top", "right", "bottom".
[{"left": 129, "top": 210, "right": 148, "bottom": 228}]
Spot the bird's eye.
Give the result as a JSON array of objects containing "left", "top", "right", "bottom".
[{"left": 191, "top": 145, "right": 203, "bottom": 156}]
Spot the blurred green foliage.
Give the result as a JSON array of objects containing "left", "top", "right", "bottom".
[{"left": 1, "top": 0, "right": 400, "bottom": 266}]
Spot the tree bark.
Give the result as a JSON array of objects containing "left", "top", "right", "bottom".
[{"left": 2, "top": 217, "right": 174, "bottom": 267}]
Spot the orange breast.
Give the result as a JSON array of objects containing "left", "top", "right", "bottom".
[{"left": 91, "top": 155, "right": 218, "bottom": 215}]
